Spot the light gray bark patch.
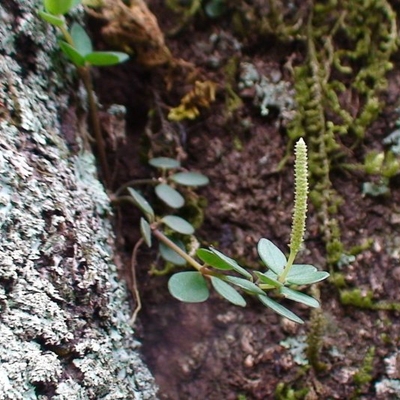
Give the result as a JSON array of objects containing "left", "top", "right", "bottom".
[{"left": 0, "top": 1, "right": 157, "bottom": 399}]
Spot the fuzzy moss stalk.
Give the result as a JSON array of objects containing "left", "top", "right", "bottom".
[
  {"left": 306, "top": 308, "right": 327, "bottom": 372},
  {"left": 280, "top": 138, "right": 309, "bottom": 282}
]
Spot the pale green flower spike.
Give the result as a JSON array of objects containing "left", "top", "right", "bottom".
[
  {"left": 290, "top": 137, "right": 308, "bottom": 254},
  {"left": 279, "top": 137, "right": 309, "bottom": 283}
]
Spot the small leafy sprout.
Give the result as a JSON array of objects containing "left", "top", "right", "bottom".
[
  {"left": 38, "top": 0, "right": 129, "bottom": 187},
  {"left": 127, "top": 141, "right": 329, "bottom": 324},
  {"left": 149, "top": 157, "right": 209, "bottom": 209},
  {"left": 121, "top": 158, "right": 208, "bottom": 268},
  {"left": 39, "top": 1, "right": 129, "bottom": 67}
]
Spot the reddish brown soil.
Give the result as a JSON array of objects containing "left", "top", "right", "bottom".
[{"left": 92, "top": 2, "right": 400, "bottom": 399}]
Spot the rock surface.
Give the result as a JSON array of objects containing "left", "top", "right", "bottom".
[{"left": 0, "top": 1, "right": 157, "bottom": 398}]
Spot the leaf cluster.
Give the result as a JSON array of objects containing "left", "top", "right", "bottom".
[
  {"left": 126, "top": 157, "right": 209, "bottom": 266},
  {"left": 39, "top": 0, "right": 129, "bottom": 67},
  {"left": 126, "top": 141, "right": 329, "bottom": 324},
  {"left": 167, "top": 239, "right": 329, "bottom": 324},
  {"left": 149, "top": 157, "right": 209, "bottom": 209}
]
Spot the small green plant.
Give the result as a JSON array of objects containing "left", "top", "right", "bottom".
[
  {"left": 115, "top": 156, "right": 209, "bottom": 266},
  {"left": 125, "top": 139, "right": 330, "bottom": 324},
  {"left": 38, "top": 0, "right": 129, "bottom": 186},
  {"left": 362, "top": 150, "right": 400, "bottom": 197}
]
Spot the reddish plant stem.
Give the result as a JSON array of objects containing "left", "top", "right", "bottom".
[{"left": 78, "top": 66, "right": 111, "bottom": 188}]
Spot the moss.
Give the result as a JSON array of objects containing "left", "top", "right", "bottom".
[
  {"left": 340, "top": 288, "right": 400, "bottom": 311},
  {"left": 306, "top": 308, "right": 328, "bottom": 373},
  {"left": 352, "top": 347, "right": 375, "bottom": 398},
  {"left": 275, "top": 382, "right": 309, "bottom": 400},
  {"left": 257, "top": 0, "right": 305, "bottom": 42},
  {"left": 224, "top": 57, "right": 243, "bottom": 116},
  {"left": 149, "top": 261, "right": 176, "bottom": 276},
  {"left": 348, "top": 240, "right": 373, "bottom": 256},
  {"left": 180, "top": 193, "right": 208, "bottom": 230},
  {"left": 353, "top": 347, "right": 375, "bottom": 386},
  {"left": 330, "top": 272, "right": 347, "bottom": 289},
  {"left": 282, "top": 0, "right": 398, "bottom": 265},
  {"left": 233, "top": 135, "right": 243, "bottom": 151},
  {"left": 340, "top": 289, "right": 375, "bottom": 309}
]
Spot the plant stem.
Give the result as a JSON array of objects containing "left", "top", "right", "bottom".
[
  {"left": 279, "top": 250, "right": 296, "bottom": 283},
  {"left": 129, "top": 237, "right": 144, "bottom": 326},
  {"left": 58, "top": 22, "right": 111, "bottom": 187},
  {"left": 59, "top": 23, "right": 74, "bottom": 46},
  {"left": 152, "top": 228, "right": 205, "bottom": 272},
  {"left": 78, "top": 66, "right": 111, "bottom": 187},
  {"left": 114, "top": 178, "right": 160, "bottom": 197}
]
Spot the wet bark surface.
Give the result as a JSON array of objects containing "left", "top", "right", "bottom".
[{"left": 0, "top": 1, "right": 157, "bottom": 398}]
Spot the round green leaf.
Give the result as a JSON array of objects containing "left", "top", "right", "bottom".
[
  {"left": 168, "top": 271, "right": 209, "bottom": 302},
  {"left": 258, "top": 294, "right": 304, "bottom": 324},
  {"left": 209, "top": 248, "right": 253, "bottom": 280},
  {"left": 59, "top": 41, "right": 85, "bottom": 66},
  {"left": 196, "top": 248, "right": 233, "bottom": 270},
  {"left": 127, "top": 187, "right": 155, "bottom": 222},
  {"left": 286, "top": 264, "right": 330, "bottom": 285},
  {"left": 84, "top": 51, "right": 129, "bottom": 66},
  {"left": 149, "top": 157, "right": 181, "bottom": 169},
  {"left": 38, "top": 11, "right": 65, "bottom": 27},
  {"left": 224, "top": 276, "right": 265, "bottom": 295},
  {"left": 280, "top": 287, "right": 320, "bottom": 308},
  {"left": 70, "top": 23, "right": 92, "bottom": 56},
  {"left": 258, "top": 238, "right": 287, "bottom": 275},
  {"left": 287, "top": 264, "right": 317, "bottom": 275},
  {"left": 140, "top": 218, "right": 152, "bottom": 247},
  {"left": 205, "top": 0, "right": 227, "bottom": 18},
  {"left": 159, "top": 238, "right": 186, "bottom": 266},
  {"left": 211, "top": 277, "right": 246, "bottom": 307},
  {"left": 155, "top": 184, "right": 184, "bottom": 209},
  {"left": 44, "top": 0, "right": 73, "bottom": 15},
  {"left": 162, "top": 215, "right": 194, "bottom": 235},
  {"left": 169, "top": 172, "right": 209, "bottom": 187}
]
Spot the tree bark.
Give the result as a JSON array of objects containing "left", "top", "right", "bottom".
[{"left": 0, "top": 1, "right": 157, "bottom": 398}]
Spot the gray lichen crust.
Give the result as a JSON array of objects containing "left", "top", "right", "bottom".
[{"left": 0, "top": 1, "right": 157, "bottom": 399}]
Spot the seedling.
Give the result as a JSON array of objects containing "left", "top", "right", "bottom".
[
  {"left": 127, "top": 139, "right": 330, "bottom": 324},
  {"left": 115, "top": 157, "right": 209, "bottom": 264},
  {"left": 38, "top": 0, "right": 129, "bottom": 186}
]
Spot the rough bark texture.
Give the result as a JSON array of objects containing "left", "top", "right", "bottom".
[{"left": 0, "top": 1, "right": 157, "bottom": 398}]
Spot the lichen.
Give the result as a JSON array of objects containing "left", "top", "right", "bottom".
[
  {"left": 384, "top": 128, "right": 400, "bottom": 156},
  {"left": 280, "top": 335, "right": 308, "bottom": 366},
  {"left": 238, "top": 62, "right": 295, "bottom": 119},
  {"left": 0, "top": 1, "right": 157, "bottom": 398},
  {"left": 375, "top": 351, "right": 400, "bottom": 397}
]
